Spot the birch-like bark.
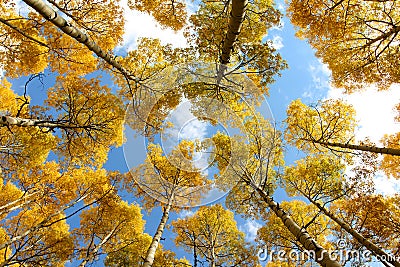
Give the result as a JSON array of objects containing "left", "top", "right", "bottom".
[
  {"left": 216, "top": 0, "right": 248, "bottom": 83},
  {"left": 0, "top": 188, "right": 114, "bottom": 266},
  {"left": 1, "top": 115, "right": 95, "bottom": 130},
  {"left": 210, "top": 246, "right": 216, "bottom": 267},
  {"left": 142, "top": 196, "right": 174, "bottom": 267},
  {"left": 0, "top": 201, "right": 28, "bottom": 216},
  {"left": 313, "top": 139, "right": 400, "bottom": 156},
  {"left": 252, "top": 184, "right": 342, "bottom": 267},
  {"left": 79, "top": 224, "right": 120, "bottom": 267},
  {"left": 0, "top": 191, "right": 39, "bottom": 216},
  {"left": 220, "top": 0, "right": 248, "bottom": 64},
  {"left": 0, "top": 193, "right": 88, "bottom": 251},
  {"left": 21, "top": 0, "right": 138, "bottom": 82},
  {"left": 193, "top": 238, "right": 198, "bottom": 267},
  {"left": 301, "top": 190, "right": 400, "bottom": 267}
]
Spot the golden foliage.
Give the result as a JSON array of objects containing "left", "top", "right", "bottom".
[
  {"left": 381, "top": 104, "right": 400, "bottom": 178},
  {"left": 104, "top": 232, "right": 190, "bottom": 266},
  {"left": 332, "top": 195, "right": 400, "bottom": 255},
  {"left": 287, "top": 0, "right": 400, "bottom": 91},
  {"left": 285, "top": 99, "right": 357, "bottom": 155},
  {"left": 381, "top": 132, "right": 400, "bottom": 178},
  {"left": 283, "top": 154, "right": 345, "bottom": 200},
  {"left": 46, "top": 74, "right": 125, "bottom": 167},
  {"left": 0, "top": 78, "right": 19, "bottom": 114},
  {"left": 173, "top": 204, "right": 262, "bottom": 266},
  {"left": 41, "top": 20, "right": 98, "bottom": 75},
  {"left": 128, "top": 0, "right": 187, "bottom": 31},
  {"left": 126, "top": 140, "right": 210, "bottom": 209},
  {"left": 0, "top": 13, "right": 48, "bottom": 77},
  {"left": 186, "top": 0, "right": 286, "bottom": 93},
  {"left": 50, "top": 0, "right": 125, "bottom": 51}
]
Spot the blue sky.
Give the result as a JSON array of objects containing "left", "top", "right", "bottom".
[{"left": 5, "top": 0, "right": 400, "bottom": 266}]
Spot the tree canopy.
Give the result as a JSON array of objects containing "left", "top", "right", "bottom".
[{"left": 1, "top": 0, "right": 400, "bottom": 266}]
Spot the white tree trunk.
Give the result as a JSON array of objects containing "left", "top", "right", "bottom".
[
  {"left": 2, "top": 115, "right": 71, "bottom": 128},
  {"left": 142, "top": 197, "right": 173, "bottom": 267},
  {"left": 220, "top": 0, "right": 248, "bottom": 64},
  {"left": 22, "top": 0, "right": 138, "bottom": 82},
  {"left": 314, "top": 139, "right": 400, "bottom": 156},
  {"left": 216, "top": 0, "right": 248, "bottom": 84},
  {"left": 253, "top": 184, "right": 342, "bottom": 267}
]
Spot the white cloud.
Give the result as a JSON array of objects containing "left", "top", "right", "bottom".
[
  {"left": 301, "top": 90, "right": 313, "bottom": 99},
  {"left": 306, "top": 60, "right": 400, "bottom": 144},
  {"left": 334, "top": 85, "right": 400, "bottom": 196},
  {"left": 309, "top": 61, "right": 331, "bottom": 91},
  {"left": 240, "top": 220, "right": 262, "bottom": 242},
  {"left": 185, "top": 0, "right": 200, "bottom": 15},
  {"left": 275, "top": 0, "right": 286, "bottom": 11},
  {"left": 119, "top": 0, "right": 188, "bottom": 51},
  {"left": 271, "top": 35, "right": 284, "bottom": 50},
  {"left": 327, "top": 84, "right": 400, "bottom": 144},
  {"left": 178, "top": 209, "right": 195, "bottom": 218},
  {"left": 163, "top": 99, "right": 208, "bottom": 143},
  {"left": 301, "top": 60, "right": 331, "bottom": 100},
  {"left": 14, "top": 0, "right": 30, "bottom": 16},
  {"left": 271, "top": 20, "right": 285, "bottom": 31},
  {"left": 374, "top": 171, "right": 400, "bottom": 196},
  {"left": 179, "top": 119, "right": 208, "bottom": 141},
  {"left": 162, "top": 99, "right": 210, "bottom": 172}
]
